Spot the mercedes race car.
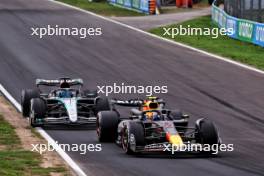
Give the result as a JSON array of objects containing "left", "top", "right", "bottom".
[
  {"left": 21, "top": 78, "right": 110, "bottom": 127},
  {"left": 96, "top": 97, "right": 221, "bottom": 155}
]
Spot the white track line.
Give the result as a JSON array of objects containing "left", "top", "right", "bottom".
[
  {"left": 0, "top": 85, "right": 22, "bottom": 112},
  {"left": 0, "top": 84, "right": 87, "bottom": 176},
  {"left": 1, "top": 1, "right": 262, "bottom": 175},
  {"left": 49, "top": 0, "right": 264, "bottom": 75}
]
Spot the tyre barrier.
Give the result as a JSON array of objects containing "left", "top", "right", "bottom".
[{"left": 212, "top": 0, "right": 264, "bottom": 47}]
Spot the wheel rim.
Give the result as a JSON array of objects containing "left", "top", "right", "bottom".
[
  {"left": 97, "top": 126, "right": 101, "bottom": 138},
  {"left": 122, "top": 128, "right": 129, "bottom": 152},
  {"left": 96, "top": 120, "right": 101, "bottom": 138},
  {"left": 30, "top": 109, "right": 35, "bottom": 125},
  {"left": 30, "top": 117, "right": 35, "bottom": 126}
]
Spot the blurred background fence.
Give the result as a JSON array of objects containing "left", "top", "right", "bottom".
[
  {"left": 224, "top": 0, "right": 264, "bottom": 23},
  {"left": 212, "top": 0, "right": 264, "bottom": 47}
]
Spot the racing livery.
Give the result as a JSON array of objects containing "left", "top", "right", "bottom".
[
  {"left": 97, "top": 97, "right": 221, "bottom": 155},
  {"left": 21, "top": 78, "right": 110, "bottom": 127}
]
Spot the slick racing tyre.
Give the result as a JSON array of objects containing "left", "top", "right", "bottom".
[
  {"left": 21, "top": 89, "right": 40, "bottom": 117},
  {"left": 30, "top": 98, "right": 46, "bottom": 127},
  {"left": 195, "top": 119, "right": 219, "bottom": 154},
  {"left": 97, "top": 111, "right": 119, "bottom": 142},
  {"left": 122, "top": 121, "right": 145, "bottom": 155},
  {"left": 95, "top": 97, "right": 110, "bottom": 114}
]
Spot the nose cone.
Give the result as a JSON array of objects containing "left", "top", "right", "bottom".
[
  {"left": 166, "top": 133, "right": 183, "bottom": 146},
  {"left": 63, "top": 98, "right": 78, "bottom": 123}
]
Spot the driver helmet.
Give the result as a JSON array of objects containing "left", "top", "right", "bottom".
[
  {"left": 142, "top": 96, "right": 161, "bottom": 121},
  {"left": 58, "top": 89, "right": 72, "bottom": 98},
  {"left": 142, "top": 96, "right": 159, "bottom": 111},
  {"left": 60, "top": 80, "right": 70, "bottom": 88}
]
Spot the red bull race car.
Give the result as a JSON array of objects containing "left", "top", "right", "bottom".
[{"left": 96, "top": 97, "right": 221, "bottom": 155}]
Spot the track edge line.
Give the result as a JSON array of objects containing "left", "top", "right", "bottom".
[
  {"left": 0, "top": 84, "right": 87, "bottom": 176},
  {"left": 48, "top": 0, "right": 264, "bottom": 75}
]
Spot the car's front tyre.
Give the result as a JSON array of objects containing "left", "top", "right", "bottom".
[
  {"left": 121, "top": 121, "right": 145, "bottom": 155},
  {"left": 97, "top": 111, "right": 119, "bottom": 142},
  {"left": 30, "top": 98, "right": 46, "bottom": 127},
  {"left": 21, "top": 89, "right": 40, "bottom": 117},
  {"left": 195, "top": 118, "right": 220, "bottom": 154}
]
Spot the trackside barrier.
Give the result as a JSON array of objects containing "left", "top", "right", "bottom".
[
  {"left": 109, "top": 0, "right": 156, "bottom": 14},
  {"left": 212, "top": 0, "right": 264, "bottom": 47}
]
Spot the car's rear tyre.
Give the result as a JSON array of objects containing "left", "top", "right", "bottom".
[
  {"left": 195, "top": 119, "right": 219, "bottom": 154},
  {"left": 122, "top": 121, "right": 145, "bottom": 155},
  {"left": 21, "top": 89, "right": 40, "bottom": 117},
  {"left": 95, "top": 97, "right": 110, "bottom": 114},
  {"left": 97, "top": 111, "right": 119, "bottom": 142},
  {"left": 30, "top": 98, "right": 46, "bottom": 127}
]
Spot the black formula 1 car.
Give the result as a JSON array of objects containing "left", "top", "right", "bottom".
[
  {"left": 96, "top": 97, "right": 221, "bottom": 155},
  {"left": 21, "top": 78, "right": 110, "bottom": 127}
]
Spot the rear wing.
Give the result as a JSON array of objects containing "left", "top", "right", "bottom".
[
  {"left": 111, "top": 99, "right": 144, "bottom": 107},
  {"left": 36, "top": 78, "right": 83, "bottom": 87},
  {"left": 111, "top": 98, "right": 166, "bottom": 107},
  {"left": 111, "top": 99, "right": 143, "bottom": 107}
]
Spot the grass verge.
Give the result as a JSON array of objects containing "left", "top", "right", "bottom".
[
  {"left": 149, "top": 16, "right": 264, "bottom": 70},
  {"left": 0, "top": 115, "right": 21, "bottom": 149},
  {"left": 56, "top": 0, "right": 143, "bottom": 16},
  {"left": 0, "top": 115, "right": 66, "bottom": 176},
  {"left": 0, "top": 151, "right": 65, "bottom": 176}
]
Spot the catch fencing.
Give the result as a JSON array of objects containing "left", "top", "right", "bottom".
[
  {"left": 108, "top": 0, "right": 156, "bottom": 14},
  {"left": 212, "top": 0, "right": 264, "bottom": 47},
  {"left": 224, "top": 0, "right": 264, "bottom": 23}
]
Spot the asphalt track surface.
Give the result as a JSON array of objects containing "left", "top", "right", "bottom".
[{"left": 0, "top": 0, "right": 264, "bottom": 176}]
